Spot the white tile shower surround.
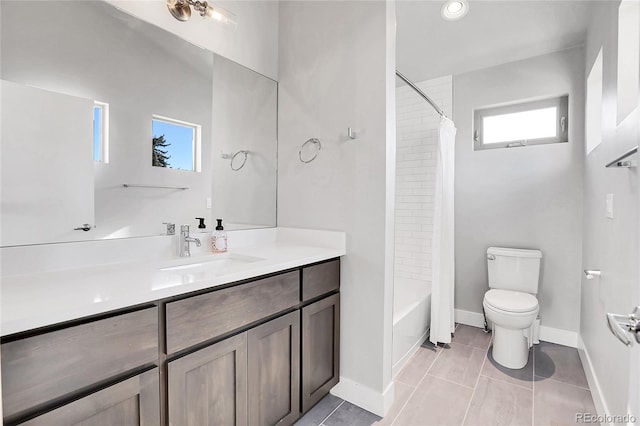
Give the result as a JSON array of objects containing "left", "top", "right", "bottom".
[
  {"left": 394, "top": 76, "right": 452, "bottom": 283},
  {"left": 296, "top": 325, "right": 598, "bottom": 426}
]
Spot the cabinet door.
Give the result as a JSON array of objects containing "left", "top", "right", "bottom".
[
  {"left": 168, "top": 333, "right": 248, "bottom": 426},
  {"left": 2, "top": 307, "right": 158, "bottom": 420},
  {"left": 21, "top": 368, "right": 159, "bottom": 426},
  {"left": 301, "top": 293, "right": 340, "bottom": 413},
  {"left": 248, "top": 311, "right": 300, "bottom": 426}
]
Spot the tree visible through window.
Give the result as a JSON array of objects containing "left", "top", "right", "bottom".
[
  {"left": 151, "top": 116, "right": 200, "bottom": 171},
  {"left": 152, "top": 135, "right": 171, "bottom": 167}
]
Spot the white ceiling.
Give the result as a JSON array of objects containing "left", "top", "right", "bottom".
[{"left": 396, "top": 0, "right": 596, "bottom": 83}]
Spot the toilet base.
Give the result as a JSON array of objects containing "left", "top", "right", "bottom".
[{"left": 491, "top": 325, "right": 530, "bottom": 369}]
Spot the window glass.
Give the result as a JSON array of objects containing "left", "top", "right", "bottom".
[
  {"left": 152, "top": 117, "right": 198, "bottom": 171},
  {"left": 473, "top": 95, "right": 568, "bottom": 150},
  {"left": 93, "top": 102, "right": 108, "bottom": 163},
  {"left": 483, "top": 107, "right": 557, "bottom": 144},
  {"left": 586, "top": 48, "right": 603, "bottom": 155}
]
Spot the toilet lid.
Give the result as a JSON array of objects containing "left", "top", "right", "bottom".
[{"left": 484, "top": 289, "right": 538, "bottom": 313}]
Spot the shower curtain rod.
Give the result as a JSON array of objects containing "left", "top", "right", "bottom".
[{"left": 396, "top": 70, "right": 446, "bottom": 118}]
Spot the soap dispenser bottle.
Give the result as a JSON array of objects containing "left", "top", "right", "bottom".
[
  {"left": 196, "top": 217, "right": 206, "bottom": 230},
  {"left": 211, "top": 219, "right": 227, "bottom": 253}
]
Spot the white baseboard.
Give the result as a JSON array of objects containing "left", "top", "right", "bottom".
[
  {"left": 392, "top": 328, "right": 430, "bottom": 378},
  {"left": 455, "top": 309, "right": 578, "bottom": 348},
  {"left": 577, "top": 335, "right": 610, "bottom": 425},
  {"left": 539, "top": 326, "right": 578, "bottom": 348},
  {"left": 454, "top": 309, "right": 485, "bottom": 328},
  {"left": 330, "top": 376, "right": 395, "bottom": 417}
]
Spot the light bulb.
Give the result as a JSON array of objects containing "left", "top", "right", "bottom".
[
  {"left": 441, "top": 0, "right": 469, "bottom": 21},
  {"left": 447, "top": 1, "right": 463, "bottom": 13}
]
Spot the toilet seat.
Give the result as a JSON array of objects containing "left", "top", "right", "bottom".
[{"left": 484, "top": 289, "right": 538, "bottom": 313}]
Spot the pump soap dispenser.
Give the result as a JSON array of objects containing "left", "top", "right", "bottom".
[{"left": 211, "top": 219, "right": 227, "bottom": 253}]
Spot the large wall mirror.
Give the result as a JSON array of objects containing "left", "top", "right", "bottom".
[{"left": 0, "top": 0, "right": 277, "bottom": 247}]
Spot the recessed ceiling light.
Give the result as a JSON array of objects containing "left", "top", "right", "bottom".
[{"left": 441, "top": 0, "right": 469, "bottom": 21}]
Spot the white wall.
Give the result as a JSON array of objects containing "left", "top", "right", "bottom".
[
  {"left": 211, "top": 54, "right": 278, "bottom": 229},
  {"left": 395, "top": 76, "right": 452, "bottom": 284},
  {"left": 453, "top": 48, "right": 585, "bottom": 333},
  {"left": 580, "top": 0, "right": 639, "bottom": 418},
  {"left": 277, "top": 0, "right": 396, "bottom": 415},
  {"left": 107, "top": 0, "right": 279, "bottom": 80}
]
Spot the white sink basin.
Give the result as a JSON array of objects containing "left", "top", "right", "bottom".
[{"left": 159, "top": 253, "right": 263, "bottom": 274}]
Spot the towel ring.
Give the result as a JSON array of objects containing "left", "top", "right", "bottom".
[
  {"left": 230, "top": 150, "right": 249, "bottom": 171},
  {"left": 299, "top": 138, "right": 321, "bottom": 163}
]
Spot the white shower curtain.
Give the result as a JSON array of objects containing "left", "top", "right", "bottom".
[{"left": 429, "top": 116, "right": 456, "bottom": 346}]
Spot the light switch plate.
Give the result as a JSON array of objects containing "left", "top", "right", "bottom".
[{"left": 606, "top": 193, "right": 614, "bottom": 219}]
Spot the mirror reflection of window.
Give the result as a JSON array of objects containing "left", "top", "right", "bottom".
[
  {"left": 93, "top": 101, "right": 109, "bottom": 163},
  {"left": 151, "top": 116, "right": 200, "bottom": 172}
]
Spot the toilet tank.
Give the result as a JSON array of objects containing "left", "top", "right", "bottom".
[{"left": 487, "top": 247, "right": 542, "bottom": 294}]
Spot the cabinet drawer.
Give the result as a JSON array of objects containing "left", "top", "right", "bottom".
[
  {"left": 22, "top": 368, "right": 160, "bottom": 426},
  {"left": 166, "top": 271, "right": 300, "bottom": 354},
  {"left": 1, "top": 307, "right": 158, "bottom": 420},
  {"left": 302, "top": 259, "right": 340, "bottom": 301}
]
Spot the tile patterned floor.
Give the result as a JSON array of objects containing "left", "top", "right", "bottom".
[{"left": 295, "top": 324, "right": 598, "bottom": 426}]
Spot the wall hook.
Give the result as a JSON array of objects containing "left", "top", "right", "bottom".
[{"left": 348, "top": 127, "right": 357, "bottom": 140}]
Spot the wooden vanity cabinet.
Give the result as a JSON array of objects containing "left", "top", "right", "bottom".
[
  {"left": 21, "top": 368, "right": 160, "bottom": 426},
  {"left": 2, "top": 258, "right": 340, "bottom": 426},
  {"left": 1, "top": 306, "right": 159, "bottom": 424},
  {"left": 168, "top": 333, "right": 248, "bottom": 426},
  {"left": 301, "top": 293, "right": 340, "bottom": 413},
  {"left": 165, "top": 271, "right": 299, "bottom": 354},
  {"left": 248, "top": 311, "right": 300, "bottom": 426},
  {"left": 167, "top": 311, "right": 301, "bottom": 426}
]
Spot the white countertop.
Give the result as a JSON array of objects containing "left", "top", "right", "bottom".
[{"left": 1, "top": 229, "right": 345, "bottom": 336}]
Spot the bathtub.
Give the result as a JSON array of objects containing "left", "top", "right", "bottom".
[{"left": 392, "top": 278, "right": 431, "bottom": 376}]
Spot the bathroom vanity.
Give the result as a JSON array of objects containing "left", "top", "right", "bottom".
[{"left": 0, "top": 233, "right": 344, "bottom": 426}]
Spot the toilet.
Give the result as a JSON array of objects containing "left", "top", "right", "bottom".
[{"left": 483, "top": 247, "right": 542, "bottom": 369}]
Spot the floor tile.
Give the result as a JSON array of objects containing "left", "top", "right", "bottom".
[
  {"left": 395, "top": 345, "right": 438, "bottom": 387},
  {"left": 452, "top": 324, "right": 492, "bottom": 350},
  {"left": 393, "top": 375, "right": 474, "bottom": 426},
  {"left": 481, "top": 346, "right": 534, "bottom": 390},
  {"left": 428, "top": 342, "right": 486, "bottom": 388},
  {"left": 323, "top": 401, "right": 381, "bottom": 426},
  {"left": 533, "top": 379, "right": 597, "bottom": 426},
  {"left": 463, "top": 376, "right": 533, "bottom": 426},
  {"left": 534, "top": 342, "right": 589, "bottom": 388},
  {"left": 295, "top": 394, "right": 344, "bottom": 426},
  {"left": 373, "top": 381, "right": 414, "bottom": 426}
]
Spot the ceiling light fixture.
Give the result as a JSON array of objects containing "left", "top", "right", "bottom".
[
  {"left": 441, "top": 0, "right": 469, "bottom": 21},
  {"left": 166, "top": 0, "right": 237, "bottom": 28}
]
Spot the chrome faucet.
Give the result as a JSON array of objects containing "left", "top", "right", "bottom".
[{"left": 179, "top": 224, "right": 201, "bottom": 257}]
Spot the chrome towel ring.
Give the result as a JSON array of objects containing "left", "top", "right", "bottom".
[
  {"left": 299, "top": 138, "right": 321, "bottom": 163},
  {"left": 230, "top": 150, "right": 249, "bottom": 171}
]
